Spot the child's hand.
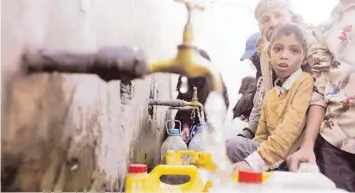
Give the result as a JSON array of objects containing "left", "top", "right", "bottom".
[
  {"left": 181, "top": 127, "right": 190, "bottom": 142},
  {"left": 232, "top": 161, "right": 253, "bottom": 173},
  {"left": 287, "top": 148, "right": 316, "bottom": 172}
]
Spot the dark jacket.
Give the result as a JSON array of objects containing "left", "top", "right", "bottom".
[{"left": 232, "top": 76, "right": 257, "bottom": 119}]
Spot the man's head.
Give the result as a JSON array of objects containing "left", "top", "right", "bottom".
[
  {"left": 255, "top": 0, "right": 296, "bottom": 41},
  {"left": 240, "top": 32, "right": 261, "bottom": 62},
  {"left": 268, "top": 24, "right": 307, "bottom": 80}
]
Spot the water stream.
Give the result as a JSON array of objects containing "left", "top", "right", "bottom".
[{"left": 203, "top": 91, "right": 234, "bottom": 188}]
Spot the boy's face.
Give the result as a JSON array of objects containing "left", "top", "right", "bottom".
[
  {"left": 257, "top": 7, "right": 294, "bottom": 41},
  {"left": 269, "top": 33, "right": 304, "bottom": 79}
]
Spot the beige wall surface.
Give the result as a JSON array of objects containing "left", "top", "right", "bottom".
[{"left": 1, "top": 0, "right": 187, "bottom": 191}]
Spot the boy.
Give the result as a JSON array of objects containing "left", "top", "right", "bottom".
[{"left": 226, "top": 24, "right": 314, "bottom": 172}]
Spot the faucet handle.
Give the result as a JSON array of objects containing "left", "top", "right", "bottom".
[
  {"left": 192, "top": 87, "right": 198, "bottom": 103},
  {"left": 175, "top": 0, "right": 205, "bottom": 12},
  {"left": 175, "top": 0, "right": 205, "bottom": 44}
]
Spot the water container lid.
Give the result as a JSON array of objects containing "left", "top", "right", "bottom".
[
  {"left": 238, "top": 170, "right": 263, "bottom": 183},
  {"left": 169, "top": 128, "right": 180, "bottom": 135},
  {"left": 128, "top": 164, "right": 147, "bottom": 173}
]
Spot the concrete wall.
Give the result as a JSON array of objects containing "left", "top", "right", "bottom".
[{"left": 1, "top": 0, "right": 190, "bottom": 191}]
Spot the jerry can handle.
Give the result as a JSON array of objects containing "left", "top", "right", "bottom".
[
  {"left": 149, "top": 165, "right": 202, "bottom": 190},
  {"left": 165, "top": 120, "right": 182, "bottom": 135}
]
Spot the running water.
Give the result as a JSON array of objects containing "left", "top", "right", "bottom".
[
  {"left": 179, "top": 76, "right": 189, "bottom": 94},
  {"left": 203, "top": 91, "right": 234, "bottom": 188}
]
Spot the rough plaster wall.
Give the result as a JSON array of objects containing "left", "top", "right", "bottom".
[{"left": 0, "top": 0, "right": 189, "bottom": 191}]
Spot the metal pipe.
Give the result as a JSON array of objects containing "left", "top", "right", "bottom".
[
  {"left": 148, "top": 99, "right": 203, "bottom": 110},
  {"left": 22, "top": 0, "right": 224, "bottom": 94},
  {"left": 168, "top": 106, "right": 199, "bottom": 111},
  {"left": 22, "top": 46, "right": 148, "bottom": 82}
]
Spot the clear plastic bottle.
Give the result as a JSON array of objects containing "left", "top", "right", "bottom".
[
  {"left": 188, "top": 124, "right": 205, "bottom": 151},
  {"left": 160, "top": 120, "right": 187, "bottom": 164}
]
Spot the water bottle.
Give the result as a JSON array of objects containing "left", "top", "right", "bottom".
[
  {"left": 188, "top": 124, "right": 205, "bottom": 151},
  {"left": 160, "top": 120, "right": 187, "bottom": 164}
]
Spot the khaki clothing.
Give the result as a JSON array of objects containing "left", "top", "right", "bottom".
[{"left": 244, "top": 71, "right": 314, "bottom": 171}]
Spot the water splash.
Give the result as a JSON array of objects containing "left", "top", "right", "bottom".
[
  {"left": 203, "top": 91, "right": 234, "bottom": 187},
  {"left": 179, "top": 76, "right": 189, "bottom": 94}
]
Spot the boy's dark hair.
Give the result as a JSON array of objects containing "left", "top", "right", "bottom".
[{"left": 269, "top": 24, "right": 308, "bottom": 54}]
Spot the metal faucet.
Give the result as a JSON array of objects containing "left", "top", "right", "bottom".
[
  {"left": 149, "top": 86, "right": 203, "bottom": 110},
  {"left": 22, "top": 0, "right": 224, "bottom": 94},
  {"left": 148, "top": 0, "right": 224, "bottom": 93}
]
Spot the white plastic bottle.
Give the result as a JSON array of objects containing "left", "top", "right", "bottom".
[{"left": 160, "top": 120, "right": 187, "bottom": 164}]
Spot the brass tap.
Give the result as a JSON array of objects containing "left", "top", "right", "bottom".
[
  {"left": 168, "top": 106, "right": 199, "bottom": 111},
  {"left": 149, "top": 86, "right": 203, "bottom": 110},
  {"left": 185, "top": 86, "right": 203, "bottom": 110},
  {"left": 148, "top": 0, "right": 224, "bottom": 94}
]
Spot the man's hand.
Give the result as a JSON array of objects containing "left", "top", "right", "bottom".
[
  {"left": 232, "top": 161, "right": 253, "bottom": 173},
  {"left": 287, "top": 148, "right": 316, "bottom": 172}
]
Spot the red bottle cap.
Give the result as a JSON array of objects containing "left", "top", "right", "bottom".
[
  {"left": 238, "top": 170, "right": 263, "bottom": 183},
  {"left": 128, "top": 164, "right": 147, "bottom": 173}
]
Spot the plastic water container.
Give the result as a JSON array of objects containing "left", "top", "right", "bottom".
[
  {"left": 263, "top": 171, "right": 337, "bottom": 190},
  {"left": 125, "top": 164, "right": 204, "bottom": 193},
  {"left": 160, "top": 120, "right": 187, "bottom": 164},
  {"left": 125, "top": 164, "right": 148, "bottom": 192},
  {"left": 298, "top": 163, "right": 320, "bottom": 172},
  {"left": 165, "top": 150, "right": 198, "bottom": 165},
  {"left": 188, "top": 124, "right": 205, "bottom": 151}
]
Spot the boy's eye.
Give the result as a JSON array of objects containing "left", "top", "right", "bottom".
[
  {"left": 290, "top": 47, "right": 301, "bottom": 54},
  {"left": 273, "top": 46, "right": 282, "bottom": 52}
]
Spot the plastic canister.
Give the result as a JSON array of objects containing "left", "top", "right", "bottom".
[
  {"left": 263, "top": 171, "right": 337, "bottom": 189},
  {"left": 146, "top": 165, "right": 204, "bottom": 193},
  {"left": 165, "top": 150, "right": 198, "bottom": 165},
  {"left": 230, "top": 171, "right": 266, "bottom": 192},
  {"left": 125, "top": 164, "right": 148, "bottom": 193},
  {"left": 126, "top": 164, "right": 204, "bottom": 193}
]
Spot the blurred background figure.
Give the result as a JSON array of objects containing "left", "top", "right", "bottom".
[
  {"left": 232, "top": 76, "right": 256, "bottom": 121},
  {"left": 232, "top": 32, "right": 261, "bottom": 122}
]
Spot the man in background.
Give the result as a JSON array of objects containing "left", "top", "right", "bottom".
[{"left": 236, "top": 33, "right": 268, "bottom": 139}]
